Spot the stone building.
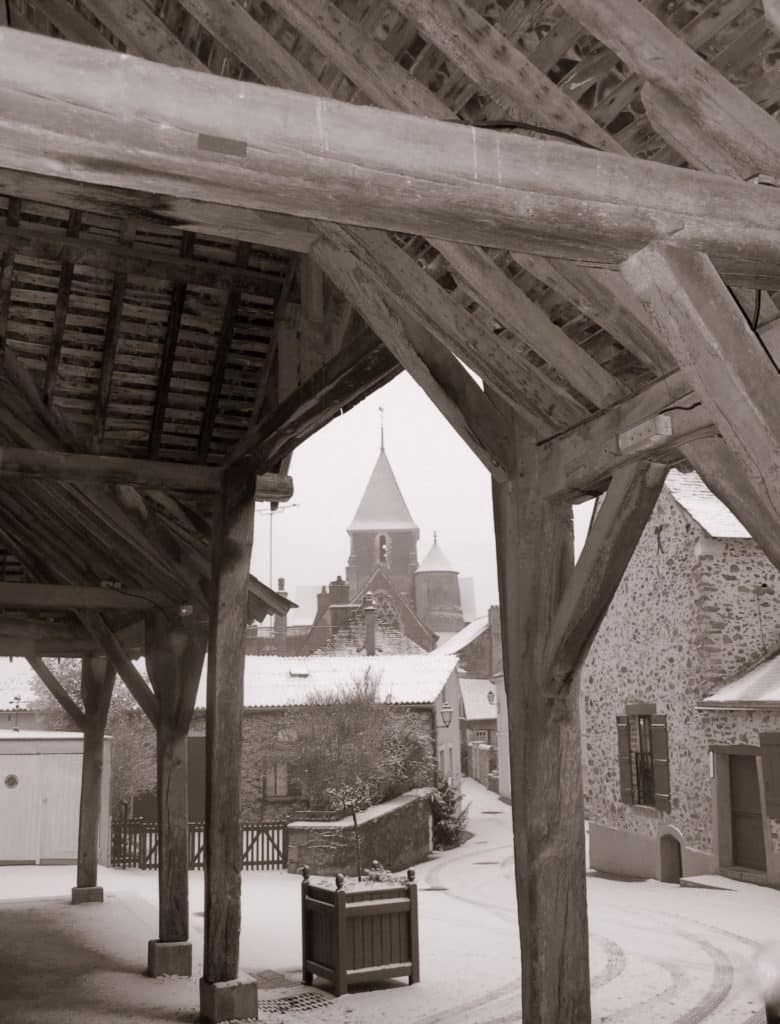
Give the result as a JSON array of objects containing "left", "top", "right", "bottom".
[{"left": 579, "top": 469, "right": 780, "bottom": 886}]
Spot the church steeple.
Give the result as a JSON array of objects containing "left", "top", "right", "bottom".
[{"left": 346, "top": 443, "right": 419, "bottom": 599}]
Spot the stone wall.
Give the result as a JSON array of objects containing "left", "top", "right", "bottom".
[
  {"left": 286, "top": 789, "right": 433, "bottom": 876},
  {"left": 580, "top": 488, "right": 780, "bottom": 872}
]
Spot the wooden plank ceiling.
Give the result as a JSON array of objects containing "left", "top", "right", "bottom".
[{"left": 0, "top": 0, "right": 777, "bottom": 642}]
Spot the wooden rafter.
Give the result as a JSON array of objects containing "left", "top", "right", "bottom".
[
  {"left": 0, "top": 195, "right": 20, "bottom": 337},
  {"left": 27, "top": 655, "right": 86, "bottom": 727},
  {"left": 2, "top": 32, "right": 780, "bottom": 278},
  {"left": 95, "top": 222, "right": 132, "bottom": 443},
  {"left": 197, "top": 241, "right": 249, "bottom": 462},
  {"left": 44, "top": 207, "right": 81, "bottom": 407},
  {"left": 30, "top": 0, "right": 113, "bottom": 50},
  {"left": 0, "top": 582, "right": 172, "bottom": 611},
  {"left": 77, "top": 0, "right": 205, "bottom": 70}
]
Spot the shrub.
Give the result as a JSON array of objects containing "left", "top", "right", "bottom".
[{"left": 431, "top": 776, "right": 469, "bottom": 850}]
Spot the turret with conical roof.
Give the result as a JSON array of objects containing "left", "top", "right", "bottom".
[
  {"left": 415, "top": 533, "right": 465, "bottom": 635},
  {"left": 346, "top": 442, "right": 419, "bottom": 600}
]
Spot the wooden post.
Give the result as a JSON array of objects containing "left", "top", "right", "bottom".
[
  {"left": 492, "top": 426, "right": 591, "bottom": 1024},
  {"left": 200, "top": 466, "right": 257, "bottom": 1023},
  {"left": 72, "top": 655, "right": 115, "bottom": 904},
  {"left": 145, "top": 608, "right": 206, "bottom": 977}
]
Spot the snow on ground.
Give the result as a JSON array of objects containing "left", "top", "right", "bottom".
[{"left": 0, "top": 779, "right": 777, "bottom": 1022}]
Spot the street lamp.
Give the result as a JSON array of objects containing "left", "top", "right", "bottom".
[
  {"left": 257, "top": 503, "right": 299, "bottom": 584},
  {"left": 439, "top": 701, "right": 453, "bottom": 729}
]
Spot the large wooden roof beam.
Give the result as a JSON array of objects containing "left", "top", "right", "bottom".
[{"left": 3, "top": 31, "right": 780, "bottom": 276}]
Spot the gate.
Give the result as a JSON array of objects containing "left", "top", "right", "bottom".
[{"left": 112, "top": 820, "right": 288, "bottom": 870}]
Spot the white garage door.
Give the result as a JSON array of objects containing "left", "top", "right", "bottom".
[
  {"left": 39, "top": 754, "right": 81, "bottom": 862},
  {"left": 0, "top": 754, "right": 41, "bottom": 863}
]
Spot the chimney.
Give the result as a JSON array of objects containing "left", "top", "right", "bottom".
[
  {"left": 329, "top": 575, "right": 350, "bottom": 605},
  {"left": 316, "top": 585, "right": 330, "bottom": 620},
  {"left": 273, "top": 577, "right": 288, "bottom": 654},
  {"left": 363, "top": 591, "right": 377, "bottom": 657}
]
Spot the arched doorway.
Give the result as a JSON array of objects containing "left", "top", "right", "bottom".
[{"left": 659, "top": 834, "right": 683, "bottom": 883}]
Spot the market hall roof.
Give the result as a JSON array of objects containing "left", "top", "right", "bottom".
[{"left": 348, "top": 447, "right": 418, "bottom": 534}]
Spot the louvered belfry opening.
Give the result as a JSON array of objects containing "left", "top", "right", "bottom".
[{"left": 0, "top": 1, "right": 779, "bottom": 1021}]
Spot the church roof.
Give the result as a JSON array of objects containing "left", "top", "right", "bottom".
[
  {"left": 348, "top": 447, "right": 418, "bottom": 533},
  {"left": 418, "top": 537, "right": 456, "bottom": 574}
]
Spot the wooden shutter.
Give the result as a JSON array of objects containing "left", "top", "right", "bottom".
[
  {"left": 650, "top": 715, "right": 671, "bottom": 812},
  {"left": 759, "top": 733, "right": 780, "bottom": 819},
  {"left": 616, "top": 716, "right": 634, "bottom": 805}
]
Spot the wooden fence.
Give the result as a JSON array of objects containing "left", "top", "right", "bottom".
[{"left": 111, "top": 820, "right": 288, "bottom": 870}]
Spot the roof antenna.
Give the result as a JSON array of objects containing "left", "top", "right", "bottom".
[{"left": 379, "top": 405, "right": 385, "bottom": 451}]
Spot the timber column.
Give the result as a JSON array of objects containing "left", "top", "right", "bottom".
[
  {"left": 200, "top": 466, "right": 257, "bottom": 1023},
  {"left": 492, "top": 429, "right": 590, "bottom": 1024},
  {"left": 72, "top": 656, "right": 115, "bottom": 904},
  {"left": 146, "top": 608, "right": 206, "bottom": 977}
]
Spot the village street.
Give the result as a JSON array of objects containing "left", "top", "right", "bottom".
[{"left": 0, "top": 777, "right": 776, "bottom": 1024}]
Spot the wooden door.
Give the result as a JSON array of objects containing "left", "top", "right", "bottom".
[
  {"left": 38, "top": 753, "right": 81, "bottom": 862},
  {"left": 729, "top": 754, "right": 766, "bottom": 871},
  {"left": 0, "top": 753, "right": 41, "bottom": 863}
]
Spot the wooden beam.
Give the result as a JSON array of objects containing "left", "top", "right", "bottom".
[
  {"left": 538, "top": 371, "right": 713, "bottom": 501},
  {"left": 150, "top": 234, "right": 193, "bottom": 458},
  {"left": 0, "top": 196, "right": 20, "bottom": 338},
  {"left": 436, "top": 241, "right": 628, "bottom": 408},
  {"left": 230, "top": 330, "right": 400, "bottom": 470},
  {"left": 74, "top": 655, "right": 115, "bottom": 894},
  {"left": 45, "top": 208, "right": 81, "bottom": 407},
  {"left": 312, "top": 234, "right": 515, "bottom": 478},
  {"left": 77, "top": 0, "right": 206, "bottom": 71},
  {"left": 203, "top": 467, "right": 255, "bottom": 991},
  {"left": 492, "top": 423, "right": 590, "bottom": 1022},
  {"left": 622, "top": 244, "right": 780, "bottom": 522},
  {"left": 197, "top": 243, "right": 248, "bottom": 462},
  {"left": 146, "top": 609, "right": 206, "bottom": 971},
  {"left": 0, "top": 220, "right": 283, "bottom": 295},
  {"left": 543, "top": 461, "right": 668, "bottom": 692},
  {"left": 95, "top": 272, "right": 127, "bottom": 443},
  {"left": 386, "top": 0, "right": 622, "bottom": 154},
  {"left": 27, "top": 655, "right": 86, "bottom": 727},
  {"left": 556, "top": 0, "right": 780, "bottom": 180},
  {"left": 0, "top": 582, "right": 172, "bottom": 611},
  {"left": 30, "top": 0, "right": 113, "bottom": 49},
  {"left": 0, "top": 169, "right": 316, "bottom": 253},
  {"left": 80, "top": 611, "right": 159, "bottom": 726},
  {"left": 0, "top": 446, "right": 227, "bottom": 492},
  {"left": 3, "top": 32, "right": 780, "bottom": 274},
  {"left": 316, "top": 224, "right": 586, "bottom": 432}
]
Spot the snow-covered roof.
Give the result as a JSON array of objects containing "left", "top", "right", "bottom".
[
  {"left": 700, "top": 648, "right": 780, "bottom": 708},
  {"left": 459, "top": 677, "right": 497, "bottom": 722},
  {"left": 665, "top": 469, "right": 749, "bottom": 539},
  {"left": 348, "top": 448, "right": 418, "bottom": 533},
  {"left": 192, "top": 654, "right": 457, "bottom": 709},
  {"left": 434, "top": 616, "right": 489, "bottom": 656},
  {"left": 418, "top": 537, "right": 456, "bottom": 573}
]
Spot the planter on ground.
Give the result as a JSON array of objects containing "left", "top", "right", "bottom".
[{"left": 301, "top": 866, "right": 420, "bottom": 996}]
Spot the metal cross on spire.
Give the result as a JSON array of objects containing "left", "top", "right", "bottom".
[{"left": 379, "top": 405, "right": 385, "bottom": 450}]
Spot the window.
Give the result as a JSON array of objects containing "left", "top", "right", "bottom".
[
  {"left": 616, "top": 706, "right": 670, "bottom": 812},
  {"left": 263, "top": 762, "right": 288, "bottom": 798},
  {"left": 472, "top": 729, "right": 488, "bottom": 742},
  {"left": 448, "top": 745, "right": 454, "bottom": 777},
  {"left": 439, "top": 747, "right": 445, "bottom": 777},
  {"left": 378, "top": 534, "right": 388, "bottom": 564}
]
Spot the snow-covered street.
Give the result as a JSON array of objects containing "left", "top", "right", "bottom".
[{"left": 0, "top": 778, "right": 776, "bottom": 1022}]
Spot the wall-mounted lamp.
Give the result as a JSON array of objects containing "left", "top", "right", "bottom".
[{"left": 439, "top": 701, "right": 453, "bottom": 729}]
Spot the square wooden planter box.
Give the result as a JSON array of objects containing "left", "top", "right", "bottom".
[{"left": 301, "top": 867, "right": 420, "bottom": 996}]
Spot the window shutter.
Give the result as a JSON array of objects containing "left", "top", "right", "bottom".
[
  {"left": 616, "top": 716, "right": 634, "bottom": 805},
  {"left": 759, "top": 733, "right": 780, "bottom": 819},
  {"left": 650, "top": 715, "right": 671, "bottom": 812}
]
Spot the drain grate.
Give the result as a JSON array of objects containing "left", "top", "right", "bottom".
[{"left": 257, "top": 991, "right": 333, "bottom": 1015}]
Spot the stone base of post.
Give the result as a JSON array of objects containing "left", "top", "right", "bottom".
[
  {"left": 71, "top": 885, "right": 104, "bottom": 905},
  {"left": 147, "top": 939, "right": 192, "bottom": 977},
  {"left": 199, "top": 974, "right": 258, "bottom": 1023}
]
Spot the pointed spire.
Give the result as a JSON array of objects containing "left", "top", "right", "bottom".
[
  {"left": 348, "top": 446, "right": 418, "bottom": 533},
  {"left": 418, "top": 534, "right": 456, "bottom": 573}
]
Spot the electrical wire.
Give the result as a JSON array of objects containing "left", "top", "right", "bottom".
[
  {"left": 727, "top": 286, "right": 780, "bottom": 374},
  {"left": 466, "top": 118, "right": 603, "bottom": 151}
]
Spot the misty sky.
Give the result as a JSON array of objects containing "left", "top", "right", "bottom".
[{"left": 250, "top": 370, "right": 593, "bottom": 618}]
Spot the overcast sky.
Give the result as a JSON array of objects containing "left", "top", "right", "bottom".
[{"left": 250, "top": 370, "right": 593, "bottom": 619}]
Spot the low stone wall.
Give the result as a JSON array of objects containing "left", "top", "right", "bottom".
[{"left": 287, "top": 788, "right": 433, "bottom": 876}]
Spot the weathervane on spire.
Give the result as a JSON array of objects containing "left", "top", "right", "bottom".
[
  {"left": 434, "top": 530, "right": 438, "bottom": 545},
  {"left": 379, "top": 405, "right": 385, "bottom": 451}
]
